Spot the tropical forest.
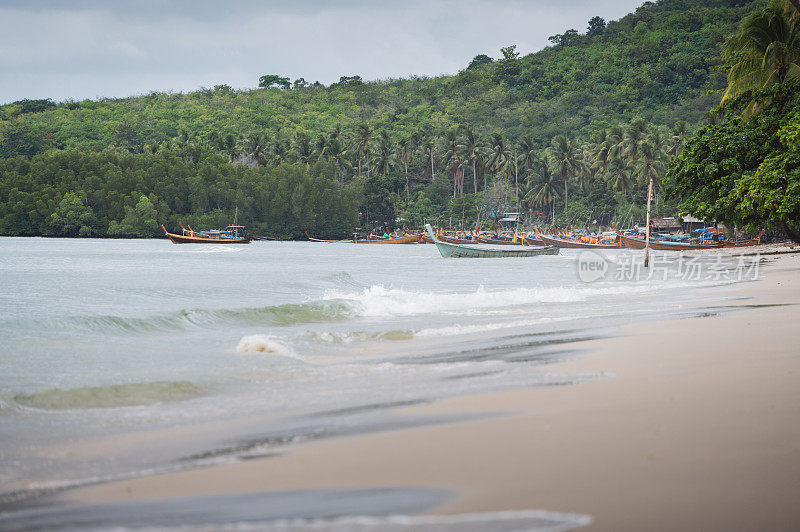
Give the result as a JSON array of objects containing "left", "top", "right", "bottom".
[{"left": 0, "top": 0, "right": 798, "bottom": 240}]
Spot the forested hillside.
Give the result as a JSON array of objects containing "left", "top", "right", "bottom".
[{"left": 0, "top": 0, "right": 768, "bottom": 238}]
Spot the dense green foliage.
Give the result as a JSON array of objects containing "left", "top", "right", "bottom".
[
  {"left": 0, "top": 0, "right": 769, "bottom": 237},
  {"left": 0, "top": 148, "right": 359, "bottom": 238},
  {"left": 666, "top": 1, "right": 800, "bottom": 241}
]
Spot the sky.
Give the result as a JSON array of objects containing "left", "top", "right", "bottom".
[{"left": 0, "top": 0, "right": 645, "bottom": 105}]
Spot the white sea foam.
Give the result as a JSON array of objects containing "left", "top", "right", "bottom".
[
  {"left": 322, "top": 282, "right": 685, "bottom": 319},
  {"left": 236, "top": 335, "right": 300, "bottom": 359}
]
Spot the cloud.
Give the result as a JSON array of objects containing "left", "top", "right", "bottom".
[{"left": 0, "top": 0, "right": 644, "bottom": 104}]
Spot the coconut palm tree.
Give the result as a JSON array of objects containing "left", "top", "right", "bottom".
[
  {"left": 270, "top": 138, "right": 289, "bottom": 166},
  {"left": 722, "top": 3, "right": 800, "bottom": 107},
  {"left": 419, "top": 135, "right": 436, "bottom": 181},
  {"left": 487, "top": 133, "right": 512, "bottom": 179},
  {"left": 375, "top": 131, "right": 393, "bottom": 176},
  {"left": 668, "top": 121, "right": 688, "bottom": 157},
  {"left": 220, "top": 134, "right": 239, "bottom": 162},
  {"left": 294, "top": 132, "right": 313, "bottom": 168},
  {"left": 459, "top": 126, "right": 483, "bottom": 194},
  {"left": 606, "top": 156, "right": 634, "bottom": 197},
  {"left": 314, "top": 134, "right": 328, "bottom": 163},
  {"left": 354, "top": 124, "right": 372, "bottom": 179},
  {"left": 526, "top": 154, "right": 561, "bottom": 223},
  {"left": 245, "top": 133, "right": 268, "bottom": 165},
  {"left": 398, "top": 134, "right": 418, "bottom": 195},
  {"left": 326, "top": 137, "right": 349, "bottom": 186},
  {"left": 546, "top": 135, "right": 579, "bottom": 209},
  {"left": 622, "top": 118, "right": 647, "bottom": 164}
]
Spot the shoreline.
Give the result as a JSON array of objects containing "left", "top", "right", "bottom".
[{"left": 6, "top": 250, "right": 800, "bottom": 530}]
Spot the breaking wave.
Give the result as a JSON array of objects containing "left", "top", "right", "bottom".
[
  {"left": 10, "top": 381, "right": 205, "bottom": 410},
  {"left": 322, "top": 283, "right": 662, "bottom": 318},
  {"left": 9, "top": 283, "right": 677, "bottom": 335}
]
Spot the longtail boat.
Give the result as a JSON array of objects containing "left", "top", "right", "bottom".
[
  {"left": 161, "top": 224, "right": 251, "bottom": 244},
  {"left": 537, "top": 233, "right": 620, "bottom": 249},
  {"left": 426, "top": 225, "right": 558, "bottom": 258},
  {"left": 353, "top": 233, "right": 422, "bottom": 244},
  {"left": 437, "top": 234, "right": 477, "bottom": 244},
  {"left": 722, "top": 230, "right": 764, "bottom": 247},
  {"left": 618, "top": 233, "right": 722, "bottom": 251},
  {"left": 475, "top": 235, "right": 523, "bottom": 246},
  {"left": 305, "top": 232, "right": 350, "bottom": 243},
  {"left": 522, "top": 235, "right": 545, "bottom": 246}
]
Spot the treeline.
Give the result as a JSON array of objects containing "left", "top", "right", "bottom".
[
  {"left": 0, "top": 0, "right": 774, "bottom": 237},
  {"left": 0, "top": 149, "right": 359, "bottom": 238}
]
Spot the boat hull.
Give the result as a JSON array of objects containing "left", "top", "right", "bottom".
[
  {"left": 354, "top": 234, "right": 422, "bottom": 244},
  {"left": 164, "top": 231, "right": 250, "bottom": 244},
  {"left": 426, "top": 225, "right": 558, "bottom": 258},
  {"left": 475, "top": 236, "right": 523, "bottom": 246},
  {"left": 618, "top": 234, "right": 722, "bottom": 251},
  {"left": 538, "top": 234, "right": 619, "bottom": 249}
]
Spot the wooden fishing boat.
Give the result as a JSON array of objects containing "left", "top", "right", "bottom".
[
  {"left": 437, "top": 234, "right": 477, "bottom": 244},
  {"left": 521, "top": 235, "right": 545, "bottom": 246},
  {"left": 161, "top": 224, "right": 251, "bottom": 244},
  {"left": 475, "top": 235, "right": 523, "bottom": 246},
  {"left": 354, "top": 233, "right": 422, "bottom": 244},
  {"left": 426, "top": 225, "right": 558, "bottom": 258},
  {"left": 538, "top": 234, "right": 619, "bottom": 249},
  {"left": 618, "top": 233, "right": 722, "bottom": 251},
  {"left": 305, "top": 232, "right": 350, "bottom": 243},
  {"left": 722, "top": 230, "right": 764, "bottom": 247}
]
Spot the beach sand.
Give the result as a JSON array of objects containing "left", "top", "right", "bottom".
[{"left": 59, "top": 251, "right": 800, "bottom": 531}]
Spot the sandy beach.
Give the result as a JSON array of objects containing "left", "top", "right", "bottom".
[{"left": 22, "top": 250, "right": 800, "bottom": 530}]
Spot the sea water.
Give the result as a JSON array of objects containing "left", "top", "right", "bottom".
[{"left": 0, "top": 237, "right": 746, "bottom": 500}]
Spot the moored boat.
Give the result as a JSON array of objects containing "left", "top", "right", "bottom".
[
  {"left": 353, "top": 233, "right": 422, "bottom": 244},
  {"left": 538, "top": 233, "right": 620, "bottom": 249},
  {"left": 617, "top": 233, "right": 722, "bottom": 251},
  {"left": 161, "top": 224, "right": 251, "bottom": 244},
  {"left": 426, "top": 225, "right": 558, "bottom": 258}
]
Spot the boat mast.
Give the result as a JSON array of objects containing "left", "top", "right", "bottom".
[{"left": 644, "top": 177, "right": 653, "bottom": 267}]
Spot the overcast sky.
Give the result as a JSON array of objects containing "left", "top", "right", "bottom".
[{"left": 0, "top": 0, "right": 645, "bottom": 105}]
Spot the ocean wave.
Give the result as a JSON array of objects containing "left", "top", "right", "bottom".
[
  {"left": 322, "top": 283, "right": 664, "bottom": 318},
  {"left": 7, "top": 282, "right": 686, "bottom": 335},
  {"left": 10, "top": 381, "right": 205, "bottom": 410},
  {"left": 8, "top": 300, "right": 357, "bottom": 334}
]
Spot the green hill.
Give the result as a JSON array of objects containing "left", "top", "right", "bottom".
[{"left": 0, "top": 0, "right": 765, "bottom": 238}]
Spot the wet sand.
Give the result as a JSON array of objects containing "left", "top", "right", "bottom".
[{"left": 35, "top": 251, "right": 800, "bottom": 530}]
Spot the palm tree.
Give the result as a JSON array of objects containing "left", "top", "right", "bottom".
[
  {"left": 459, "top": 126, "right": 483, "bottom": 194},
  {"left": 634, "top": 142, "right": 667, "bottom": 205},
  {"left": 420, "top": 135, "right": 436, "bottom": 181},
  {"left": 354, "top": 124, "right": 372, "bottom": 179},
  {"left": 722, "top": 3, "right": 800, "bottom": 106},
  {"left": 398, "top": 134, "right": 417, "bottom": 195},
  {"left": 314, "top": 134, "right": 328, "bottom": 163},
  {"left": 441, "top": 129, "right": 462, "bottom": 197},
  {"left": 606, "top": 156, "right": 634, "bottom": 197},
  {"left": 270, "top": 138, "right": 289, "bottom": 166},
  {"left": 526, "top": 154, "right": 561, "bottom": 223},
  {"left": 487, "top": 133, "right": 512, "bottom": 179},
  {"left": 326, "top": 137, "right": 349, "bottom": 186},
  {"left": 294, "top": 132, "right": 313, "bottom": 168},
  {"left": 622, "top": 118, "right": 647, "bottom": 164},
  {"left": 220, "top": 134, "right": 238, "bottom": 162},
  {"left": 245, "top": 133, "right": 268, "bottom": 165},
  {"left": 546, "top": 135, "right": 579, "bottom": 209},
  {"left": 668, "top": 121, "right": 688, "bottom": 157},
  {"left": 375, "top": 131, "right": 393, "bottom": 176}
]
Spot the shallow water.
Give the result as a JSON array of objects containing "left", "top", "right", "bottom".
[{"left": 0, "top": 237, "right": 744, "bottom": 500}]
